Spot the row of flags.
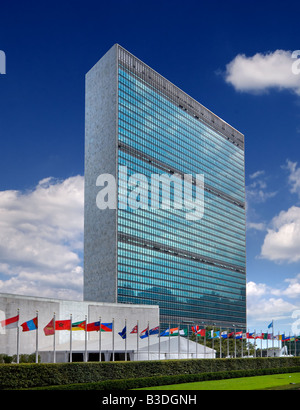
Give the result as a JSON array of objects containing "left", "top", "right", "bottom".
[
  {"left": 191, "top": 326, "right": 300, "bottom": 341},
  {"left": 0, "top": 314, "right": 187, "bottom": 339},
  {"left": 1, "top": 314, "right": 299, "bottom": 342}
]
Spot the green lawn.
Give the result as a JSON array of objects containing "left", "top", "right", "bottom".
[{"left": 139, "top": 372, "right": 300, "bottom": 390}]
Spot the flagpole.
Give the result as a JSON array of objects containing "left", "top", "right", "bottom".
[
  {"left": 272, "top": 320, "right": 274, "bottom": 354},
  {"left": 70, "top": 314, "right": 72, "bottom": 363},
  {"left": 260, "top": 330, "right": 262, "bottom": 357},
  {"left": 99, "top": 316, "right": 102, "bottom": 362},
  {"left": 147, "top": 321, "right": 150, "bottom": 361},
  {"left": 204, "top": 325, "right": 206, "bottom": 358},
  {"left": 220, "top": 327, "right": 222, "bottom": 358},
  {"left": 158, "top": 323, "right": 161, "bottom": 360},
  {"left": 84, "top": 315, "right": 87, "bottom": 362},
  {"left": 112, "top": 318, "right": 115, "bottom": 361},
  {"left": 178, "top": 322, "right": 180, "bottom": 360},
  {"left": 233, "top": 325, "right": 236, "bottom": 358},
  {"left": 125, "top": 318, "right": 127, "bottom": 361},
  {"left": 241, "top": 329, "right": 244, "bottom": 358},
  {"left": 136, "top": 320, "right": 139, "bottom": 361},
  {"left": 227, "top": 328, "right": 229, "bottom": 358},
  {"left": 53, "top": 312, "right": 56, "bottom": 363},
  {"left": 195, "top": 326, "right": 198, "bottom": 358},
  {"left": 16, "top": 308, "right": 20, "bottom": 364},
  {"left": 168, "top": 322, "right": 170, "bottom": 358},
  {"left": 35, "top": 310, "right": 39, "bottom": 363},
  {"left": 187, "top": 325, "right": 189, "bottom": 359}
]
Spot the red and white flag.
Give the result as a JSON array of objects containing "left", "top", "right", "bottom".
[{"left": 0, "top": 314, "right": 19, "bottom": 329}]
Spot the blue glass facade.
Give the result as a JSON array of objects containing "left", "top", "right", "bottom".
[{"left": 116, "top": 49, "right": 246, "bottom": 328}]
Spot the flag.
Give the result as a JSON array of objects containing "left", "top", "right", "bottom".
[
  {"left": 140, "top": 326, "right": 149, "bottom": 339},
  {"left": 221, "top": 331, "right": 228, "bottom": 339},
  {"left": 118, "top": 326, "right": 126, "bottom": 339},
  {"left": 235, "top": 331, "right": 243, "bottom": 339},
  {"left": 268, "top": 321, "right": 273, "bottom": 329},
  {"left": 84, "top": 322, "right": 112, "bottom": 332},
  {"left": 21, "top": 317, "right": 38, "bottom": 332},
  {"left": 130, "top": 325, "right": 138, "bottom": 334},
  {"left": 85, "top": 322, "right": 100, "bottom": 332},
  {"left": 160, "top": 327, "right": 187, "bottom": 336},
  {"left": 44, "top": 318, "right": 55, "bottom": 336},
  {"left": 56, "top": 320, "right": 71, "bottom": 331},
  {"left": 100, "top": 323, "right": 113, "bottom": 332},
  {"left": 191, "top": 326, "right": 206, "bottom": 336},
  {"left": 149, "top": 326, "right": 159, "bottom": 335},
  {"left": 191, "top": 325, "right": 200, "bottom": 334},
  {"left": 72, "top": 320, "right": 86, "bottom": 331},
  {"left": 246, "top": 332, "right": 255, "bottom": 339},
  {"left": 212, "top": 330, "right": 220, "bottom": 339},
  {"left": 0, "top": 314, "right": 19, "bottom": 329},
  {"left": 282, "top": 334, "right": 290, "bottom": 341}
]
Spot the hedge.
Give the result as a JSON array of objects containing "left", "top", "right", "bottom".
[
  {"left": 30, "top": 366, "right": 300, "bottom": 390},
  {"left": 1, "top": 357, "right": 300, "bottom": 390}
]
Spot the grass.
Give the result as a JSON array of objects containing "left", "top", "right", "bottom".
[{"left": 137, "top": 372, "right": 300, "bottom": 390}]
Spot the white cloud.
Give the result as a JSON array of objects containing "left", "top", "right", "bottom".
[
  {"left": 0, "top": 175, "right": 84, "bottom": 299},
  {"left": 282, "top": 273, "right": 300, "bottom": 299},
  {"left": 246, "top": 170, "right": 277, "bottom": 204},
  {"left": 285, "top": 160, "right": 300, "bottom": 197},
  {"left": 247, "top": 281, "right": 267, "bottom": 297},
  {"left": 261, "top": 206, "right": 300, "bottom": 263},
  {"left": 249, "top": 170, "right": 265, "bottom": 179},
  {"left": 225, "top": 50, "right": 300, "bottom": 95},
  {"left": 247, "top": 222, "right": 266, "bottom": 231},
  {"left": 246, "top": 280, "right": 298, "bottom": 322}
]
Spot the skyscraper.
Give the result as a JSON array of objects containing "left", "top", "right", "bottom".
[{"left": 84, "top": 44, "right": 246, "bottom": 329}]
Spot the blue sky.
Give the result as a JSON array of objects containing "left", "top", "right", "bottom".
[{"left": 0, "top": 0, "right": 300, "bottom": 336}]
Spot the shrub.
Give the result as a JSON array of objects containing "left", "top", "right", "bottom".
[{"left": 1, "top": 357, "right": 300, "bottom": 390}]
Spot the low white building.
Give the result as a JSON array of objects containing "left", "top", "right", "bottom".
[
  {"left": 0, "top": 293, "right": 216, "bottom": 362},
  {"left": 39, "top": 333, "right": 216, "bottom": 362},
  {"left": 0, "top": 293, "right": 159, "bottom": 360}
]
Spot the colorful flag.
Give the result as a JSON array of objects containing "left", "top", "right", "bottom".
[
  {"left": 191, "top": 326, "right": 206, "bottom": 336},
  {"left": 191, "top": 325, "right": 200, "bottom": 334},
  {"left": 212, "top": 330, "right": 220, "bottom": 339},
  {"left": 85, "top": 322, "right": 99, "bottom": 332},
  {"left": 130, "top": 324, "right": 138, "bottom": 334},
  {"left": 21, "top": 317, "right": 38, "bottom": 332},
  {"left": 100, "top": 322, "right": 112, "bottom": 332},
  {"left": 282, "top": 334, "right": 290, "bottom": 341},
  {"left": 56, "top": 320, "right": 71, "bottom": 331},
  {"left": 118, "top": 326, "right": 126, "bottom": 339},
  {"left": 0, "top": 314, "right": 19, "bottom": 329},
  {"left": 140, "top": 326, "right": 149, "bottom": 339},
  {"left": 72, "top": 320, "right": 86, "bottom": 331},
  {"left": 246, "top": 332, "right": 255, "bottom": 339},
  {"left": 84, "top": 322, "right": 112, "bottom": 332},
  {"left": 160, "top": 327, "right": 187, "bottom": 336},
  {"left": 268, "top": 321, "right": 273, "bottom": 329},
  {"left": 221, "top": 331, "right": 228, "bottom": 338},
  {"left": 44, "top": 318, "right": 55, "bottom": 336},
  {"left": 149, "top": 326, "right": 159, "bottom": 335},
  {"left": 44, "top": 318, "right": 73, "bottom": 335},
  {"left": 235, "top": 331, "right": 243, "bottom": 339}
]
